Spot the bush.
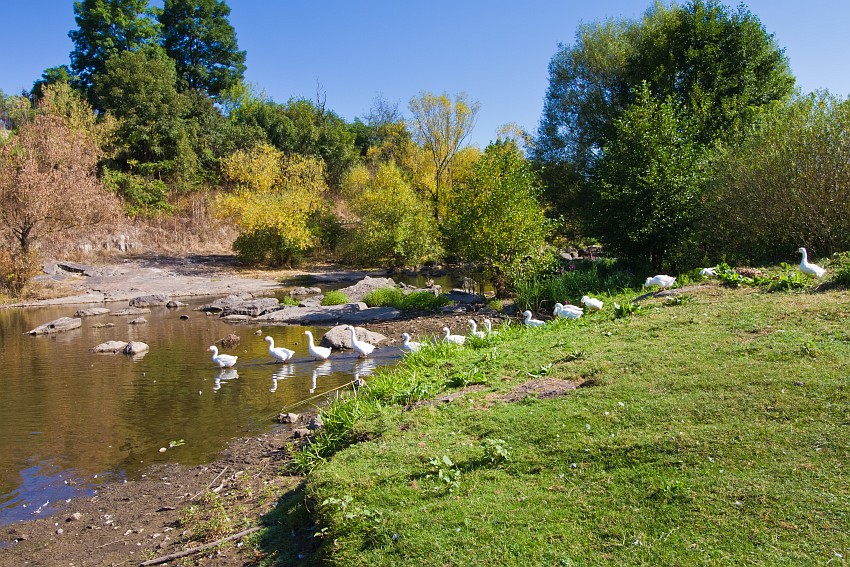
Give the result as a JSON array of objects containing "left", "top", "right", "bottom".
[
  {"left": 321, "top": 290, "right": 350, "bottom": 306},
  {"left": 362, "top": 288, "right": 450, "bottom": 311},
  {"left": 0, "top": 248, "right": 39, "bottom": 297}
]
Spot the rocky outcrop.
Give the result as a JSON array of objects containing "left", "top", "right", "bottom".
[
  {"left": 74, "top": 307, "right": 111, "bottom": 317},
  {"left": 26, "top": 317, "right": 82, "bottom": 335},
  {"left": 256, "top": 303, "right": 402, "bottom": 325},
  {"left": 320, "top": 325, "right": 386, "bottom": 350},
  {"left": 336, "top": 276, "right": 396, "bottom": 302},
  {"left": 220, "top": 297, "right": 281, "bottom": 317},
  {"left": 196, "top": 294, "right": 251, "bottom": 313},
  {"left": 129, "top": 294, "right": 170, "bottom": 308}
]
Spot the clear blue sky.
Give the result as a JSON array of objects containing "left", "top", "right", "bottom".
[{"left": 2, "top": 1, "right": 849, "bottom": 148}]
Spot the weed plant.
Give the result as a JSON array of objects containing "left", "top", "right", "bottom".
[
  {"left": 362, "top": 287, "right": 450, "bottom": 310},
  {"left": 320, "top": 290, "right": 349, "bottom": 306}
]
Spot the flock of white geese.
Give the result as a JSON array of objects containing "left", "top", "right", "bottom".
[{"left": 208, "top": 247, "right": 827, "bottom": 369}]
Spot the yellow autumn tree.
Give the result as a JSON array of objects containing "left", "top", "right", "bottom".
[{"left": 217, "top": 143, "right": 328, "bottom": 266}]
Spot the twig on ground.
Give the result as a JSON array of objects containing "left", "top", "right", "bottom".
[{"left": 139, "top": 526, "right": 262, "bottom": 566}]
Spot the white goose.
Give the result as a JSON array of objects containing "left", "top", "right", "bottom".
[
  {"left": 580, "top": 295, "right": 604, "bottom": 312},
  {"left": 347, "top": 325, "right": 375, "bottom": 358},
  {"left": 644, "top": 275, "right": 676, "bottom": 288},
  {"left": 265, "top": 336, "right": 295, "bottom": 363},
  {"left": 468, "top": 319, "right": 485, "bottom": 338},
  {"left": 798, "top": 247, "right": 826, "bottom": 278},
  {"left": 443, "top": 326, "right": 466, "bottom": 345},
  {"left": 208, "top": 345, "right": 237, "bottom": 368},
  {"left": 483, "top": 318, "right": 496, "bottom": 335},
  {"left": 699, "top": 267, "right": 717, "bottom": 277},
  {"left": 304, "top": 330, "right": 331, "bottom": 361},
  {"left": 553, "top": 303, "right": 583, "bottom": 319},
  {"left": 523, "top": 310, "right": 546, "bottom": 327},
  {"left": 401, "top": 332, "right": 422, "bottom": 352}
]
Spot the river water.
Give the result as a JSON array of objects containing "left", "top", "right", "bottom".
[{"left": 0, "top": 298, "right": 402, "bottom": 526}]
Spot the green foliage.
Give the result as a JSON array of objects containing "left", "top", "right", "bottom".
[
  {"left": 0, "top": 247, "right": 39, "bottom": 296},
  {"left": 362, "top": 287, "right": 450, "bottom": 311},
  {"left": 427, "top": 455, "right": 462, "bottom": 493},
  {"left": 714, "top": 262, "right": 812, "bottom": 292},
  {"left": 443, "top": 142, "right": 551, "bottom": 296},
  {"left": 31, "top": 65, "right": 73, "bottom": 101},
  {"left": 613, "top": 300, "right": 643, "bottom": 318},
  {"left": 320, "top": 290, "right": 349, "bottom": 306},
  {"left": 827, "top": 252, "right": 850, "bottom": 288},
  {"left": 591, "top": 83, "right": 707, "bottom": 269},
  {"left": 703, "top": 93, "right": 850, "bottom": 263},
  {"left": 103, "top": 167, "right": 174, "bottom": 216},
  {"left": 159, "top": 0, "right": 246, "bottom": 98},
  {"left": 480, "top": 438, "right": 511, "bottom": 464},
  {"left": 342, "top": 163, "right": 440, "bottom": 267},
  {"left": 69, "top": 0, "right": 161, "bottom": 97}
]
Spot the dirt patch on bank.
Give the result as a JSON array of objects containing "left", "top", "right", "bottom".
[{"left": 491, "top": 377, "right": 587, "bottom": 403}]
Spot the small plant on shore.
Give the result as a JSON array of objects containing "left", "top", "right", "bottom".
[
  {"left": 280, "top": 295, "right": 300, "bottom": 306},
  {"left": 480, "top": 438, "right": 511, "bottom": 464},
  {"left": 448, "top": 366, "right": 487, "bottom": 388},
  {"left": 614, "top": 301, "right": 642, "bottom": 318},
  {"left": 362, "top": 287, "right": 450, "bottom": 310},
  {"left": 427, "top": 455, "right": 461, "bottom": 493},
  {"left": 320, "top": 290, "right": 349, "bottom": 306}
]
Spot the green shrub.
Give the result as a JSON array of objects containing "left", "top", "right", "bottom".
[
  {"left": 103, "top": 168, "right": 174, "bottom": 217},
  {"left": 321, "top": 290, "right": 350, "bottom": 306},
  {"left": 0, "top": 247, "right": 39, "bottom": 297},
  {"left": 362, "top": 288, "right": 450, "bottom": 311},
  {"left": 233, "top": 227, "right": 304, "bottom": 267}
]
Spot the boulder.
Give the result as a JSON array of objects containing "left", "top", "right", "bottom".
[
  {"left": 221, "top": 297, "right": 281, "bottom": 317},
  {"left": 336, "top": 276, "right": 397, "bottom": 302},
  {"left": 320, "top": 325, "right": 386, "bottom": 350},
  {"left": 277, "top": 412, "right": 302, "bottom": 424},
  {"left": 290, "top": 286, "right": 322, "bottom": 296},
  {"left": 257, "top": 303, "right": 402, "bottom": 325},
  {"left": 111, "top": 307, "right": 151, "bottom": 317},
  {"left": 123, "top": 341, "right": 149, "bottom": 355},
  {"left": 129, "top": 317, "right": 147, "bottom": 325},
  {"left": 128, "top": 294, "right": 170, "bottom": 308},
  {"left": 27, "top": 317, "right": 81, "bottom": 335},
  {"left": 443, "top": 289, "right": 486, "bottom": 305},
  {"left": 166, "top": 300, "right": 187, "bottom": 308},
  {"left": 298, "top": 297, "right": 322, "bottom": 308},
  {"left": 74, "top": 308, "right": 111, "bottom": 317},
  {"left": 196, "top": 294, "right": 247, "bottom": 313},
  {"left": 90, "top": 340, "right": 129, "bottom": 353},
  {"left": 217, "top": 333, "right": 240, "bottom": 348}
]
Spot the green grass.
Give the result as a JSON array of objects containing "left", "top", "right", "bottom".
[
  {"left": 320, "top": 290, "right": 350, "bottom": 306},
  {"left": 276, "top": 283, "right": 850, "bottom": 565},
  {"left": 362, "top": 287, "right": 451, "bottom": 311}
]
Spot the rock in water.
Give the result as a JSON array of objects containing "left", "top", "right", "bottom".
[
  {"left": 26, "top": 317, "right": 81, "bottom": 335},
  {"left": 123, "top": 341, "right": 149, "bottom": 355}
]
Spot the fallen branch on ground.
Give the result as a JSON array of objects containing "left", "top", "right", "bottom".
[{"left": 139, "top": 525, "right": 262, "bottom": 566}]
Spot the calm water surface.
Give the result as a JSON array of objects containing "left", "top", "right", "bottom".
[{"left": 0, "top": 298, "right": 402, "bottom": 526}]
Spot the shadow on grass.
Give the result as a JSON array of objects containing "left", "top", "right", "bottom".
[{"left": 253, "top": 480, "right": 322, "bottom": 566}]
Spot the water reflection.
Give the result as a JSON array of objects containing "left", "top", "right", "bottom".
[
  {"left": 213, "top": 369, "right": 239, "bottom": 392},
  {"left": 269, "top": 364, "right": 294, "bottom": 393},
  {"left": 310, "top": 361, "right": 334, "bottom": 393}
]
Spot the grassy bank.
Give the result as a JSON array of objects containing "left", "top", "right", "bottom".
[{"left": 265, "top": 282, "right": 850, "bottom": 565}]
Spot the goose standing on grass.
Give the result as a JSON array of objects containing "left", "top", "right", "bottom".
[
  {"left": 580, "top": 295, "right": 604, "bottom": 312},
  {"left": 265, "top": 336, "right": 295, "bottom": 363},
  {"left": 644, "top": 275, "right": 676, "bottom": 288},
  {"left": 483, "top": 318, "right": 496, "bottom": 335},
  {"left": 401, "top": 332, "right": 422, "bottom": 352},
  {"left": 699, "top": 267, "right": 717, "bottom": 277},
  {"left": 468, "top": 319, "right": 486, "bottom": 338},
  {"left": 347, "top": 325, "right": 375, "bottom": 358},
  {"left": 523, "top": 310, "right": 546, "bottom": 327},
  {"left": 443, "top": 326, "right": 467, "bottom": 345},
  {"left": 304, "top": 330, "right": 331, "bottom": 361},
  {"left": 208, "top": 345, "right": 238, "bottom": 368},
  {"left": 798, "top": 247, "right": 826, "bottom": 278},
  {"left": 553, "top": 303, "right": 583, "bottom": 319}
]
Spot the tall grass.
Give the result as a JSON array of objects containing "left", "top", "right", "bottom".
[
  {"left": 513, "top": 259, "right": 638, "bottom": 312},
  {"left": 362, "top": 287, "right": 451, "bottom": 310}
]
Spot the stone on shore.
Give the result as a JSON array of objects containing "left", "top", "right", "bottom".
[
  {"left": 320, "top": 325, "right": 386, "bottom": 350},
  {"left": 256, "top": 303, "right": 402, "bottom": 325},
  {"left": 290, "top": 286, "right": 322, "bottom": 296},
  {"left": 27, "top": 317, "right": 82, "bottom": 335},
  {"left": 336, "top": 276, "right": 397, "bottom": 302},
  {"left": 74, "top": 307, "right": 112, "bottom": 317}
]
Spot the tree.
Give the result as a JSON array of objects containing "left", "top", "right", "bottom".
[
  {"left": 68, "top": 0, "right": 161, "bottom": 100},
  {"left": 408, "top": 91, "right": 480, "bottom": 220},
  {"left": 216, "top": 144, "right": 328, "bottom": 266},
  {"left": 535, "top": 0, "right": 794, "bottom": 224},
  {"left": 591, "top": 83, "right": 706, "bottom": 269},
  {"left": 159, "top": 0, "right": 246, "bottom": 99},
  {"left": 0, "top": 114, "right": 119, "bottom": 254},
  {"left": 443, "top": 142, "right": 550, "bottom": 296},
  {"left": 343, "top": 163, "right": 439, "bottom": 267},
  {"left": 31, "top": 65, "right": 73, "bottom": 102}
]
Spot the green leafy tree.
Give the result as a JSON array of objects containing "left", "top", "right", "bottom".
[
  {"left": 68, "top": 0, "right": 161, "bottom": 100},
  {"left": 31, "top": 65, "right": 73, "bottom": 101},
  {"left": 343, "top": 163, "right": 439, "bottom": 267},
  {"left": 591, "top": 83, "right": 706, "bottom": 269},
  {"left": 443, "top": 142, "right": 550, "bottom": 296},
  {"left": 535, "top": 0, "right": 794, "bottom": 225},
  {"left": 159, "top": 0, "right": 246, "bottom": 98},
  {"left": 409, "top": 91, "right": 480, "bottom": 220}
]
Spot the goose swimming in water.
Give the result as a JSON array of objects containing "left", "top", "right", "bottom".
[
  {"left": 207, "top": 345, "right": 238, "bottom": 368},
  {"left": 798, "top": 247, "right": 826, "bottom": 278},
  {"left": 304, "top": 330, "right": 331, "bottom": 361},
  {"left": 347, "top": 325, "right": 375, "bottom": 358},
  {"left": 265, "top": 336, "right": 295, "bottom": 363}
]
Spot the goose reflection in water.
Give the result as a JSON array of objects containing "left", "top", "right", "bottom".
[
  {"left": 353, "top": 356, "right": 377, "bottom": 377},
  {"left": 213, "top": 368, "right": 239, "bottom": 392},
  {"left": 270, "top": 365, "right": 295, "bottom": 392},
  {"left": 310, "top": 361, "right": 334, "bottom": 394}
]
